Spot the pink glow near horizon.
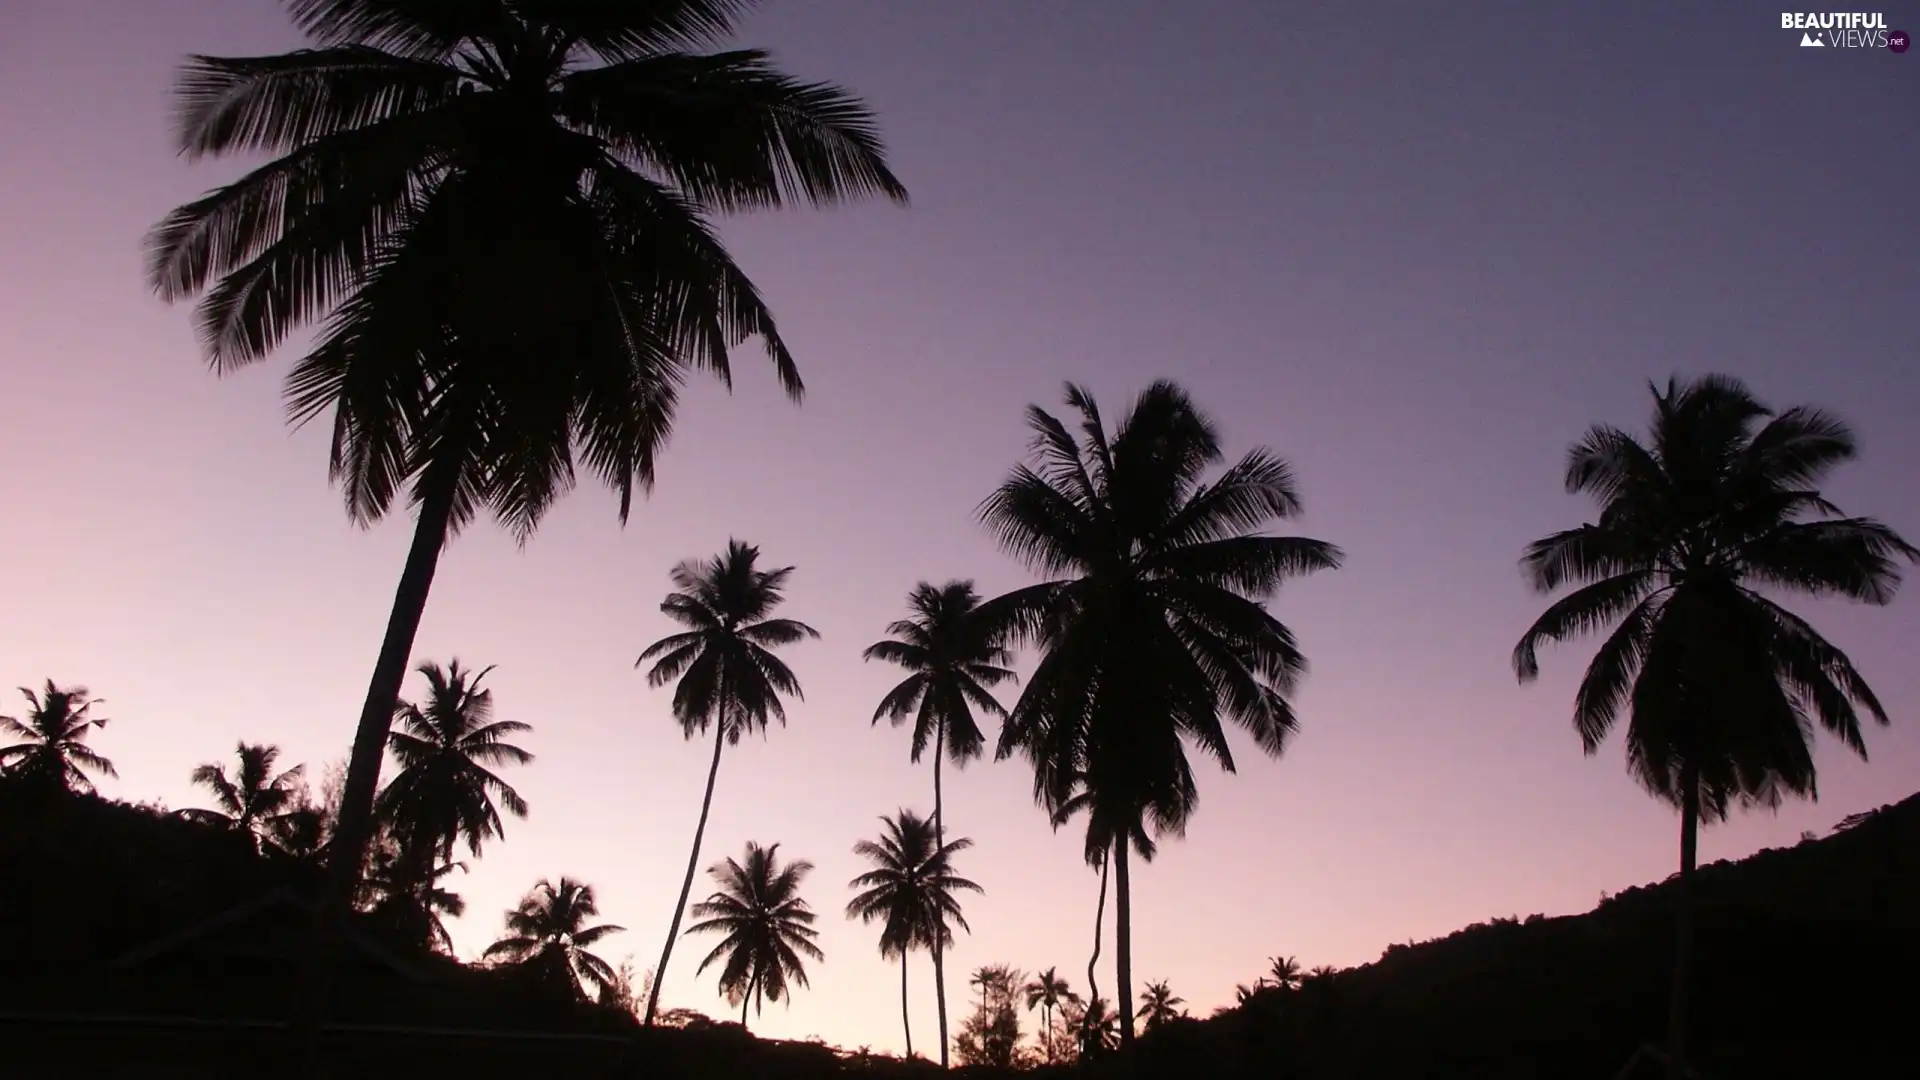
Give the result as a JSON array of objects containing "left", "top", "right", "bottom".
[{"left": 2, "top": 0, "right": 1916, "bottom": 1056}]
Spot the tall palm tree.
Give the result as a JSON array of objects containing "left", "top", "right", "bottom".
[
  {"left": 1513, "top": 374, "right": 1915, "bottom": 1080},
  {"left": 1023, "top": 967, "right": 1079, "bottom": 1064},
  {"left": 1267, "top": 954, "right": 1302, "bottom": 991},
  {"left": 483, "top": 877, "right": 623, "bottom": 1000},
  {"left": 144, "top": 0, "right": 906, "bottom": 984},
  {"left": 637, "top": 540, "right": 816, "bottom": 1025},
  {"left": 1136, "top": 980, "right": 1185, "bottom": 1030},
  {"left": 846, "top": 810, "right": 982, "bottom": 1065},
  {"left": 378, "top": 660, "right": 532, "bottom": 872},
  {"left": 0, "top": 682, "right": 112, "bottom": 795},
  {"left": 863, "top": 579, "right": 1014, "bottom": 1062},
  {"left": 685, "top": 841, "right": 823, "bottom": 1030},
  {"left": 978, "top": 380, "right": 1342, "bottom": 1044},
  {"left": 181, "top": 742, "right": 308, "bottom": 852}
]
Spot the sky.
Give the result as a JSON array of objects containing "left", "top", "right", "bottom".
[{"left": 1, "top": 0, "right": 1917, "bottom": 1057}]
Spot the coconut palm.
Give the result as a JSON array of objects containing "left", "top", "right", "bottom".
[
  {"left": 367, "top": 854, "right": 467, "bottom": 954},
  {"left": 637, "top": 540, "right": 816, "bottom": 1024},
  {"left": 978, "top": 380, "right": 1342, "bottom": 1044},
  {"left": 0, "top": 682, "right": 112, "bottom": 795},
  {"left": 180, "top": 742, "right": 308, "bottom": 852},
  {"left": 845, "top": 809, "right": 982, "bottom": 1063},
  {"left": 1068, "top": 997, "right": 1119, "bottom": 1055},
  {"left": 685, "top": 841, "right": 823, "bottom": 1030},
  {"left": 1513, "top": 375, "right": 1915, "bottom": 1078},
  {"left": 143, "top": 0, "right": 906, "bottom": 967},
  {"left": 483, "top": 877, "right": 623, "bottom": 1000},
  {"left": 1136, "top": 980, "right": 1185, "bottom": 1030},
  {"left": 377, "top": 660, "right": 532, "bottom": 873},
  {"left": 864, "top": 579, "right": 1014, "bottom": 1062},
  {"left": 1267, "top": 954, "right": 1302, "bottom": 990},
  {"left": 1023, "top": 966, "right": 1079, "bottom": 1064}
]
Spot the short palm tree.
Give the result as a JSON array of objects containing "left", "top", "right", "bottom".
[
  {"left": 181, "top": 742, "right": 307, "bottom": 852},
  {"left": 368, "top": 854, "right": 467, "bottom": 954},
  {"left": 638, "top": 541, "right": 816, "bottom": 1024},
  {"left": 979, "top": 380, "right": 1342, "bottom": 1044},
  {"left": 685, "top": 841, "right": 823, "bottom": 1030},
  {"left": 483, "top": 877, "right": 623, "bottom": 1001},
  {"left": 144, "top": 0, "right": 906, "bottom": 960},
  {"left": 377, "top": 660, "right": 533, "bottom": 872},
  {"left": 1267, "top": 954, "right": 1302, "bottom": 991},
  {"left": 846, "top": 809, "right": 982, "bottom": 1063},
  {"left": 864, "top": 579, "right": 1013, "bottom": 1063},
  {"left": 0, "top": 682, "right": 112, "bottom": 795},
  {"left": 1514, "top": 374, "right": 1915, "bottom": 1079},
  {"left": 1070, "top": 997, "right": 1119, "bottom": 1055},
  {"left": 1136, "top": 980, "right": 1185, "bottom": 1030},
  {"left": 1023, "top": 967, "right": 1079, "bottom": 1064}
]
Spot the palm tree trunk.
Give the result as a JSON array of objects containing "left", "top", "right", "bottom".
[
  {"left": 741, "top": 968, "right": 756, "bottom": 1029},
  {"left": 295, "top": 474, "right": 458, "bottom": 1074},
  {"left": 1113, "top": 835, "right": 1135, "bottom": 1046},
  {"left": 931, "top": 724, "right": 951, "bottom": 1068},
  {"left": 1668, "top": 763, "right": 1700, "bottom": 1080},
  {"left": 901, "top": 953, "right": 914, "bottom": 1058},
  {"left": 644, "top": 719, "right": 728, "bottom": 1026},
  {"left": 1085, "top": 850, "right": 1108, "bottom": 1054}
]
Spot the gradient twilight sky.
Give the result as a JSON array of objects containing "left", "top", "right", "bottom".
[{"left": 2, "top": 0, "right": 1917, "bottom": 1054}]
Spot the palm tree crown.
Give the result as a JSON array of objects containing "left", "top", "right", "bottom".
[
  {"left": 0, "top": 682, "right": 113, "bottom": 794},
  {"left": 378, "top": 659, "right": 533, "bottom": 865},
  {"left": 864, "top": 580, "right": 1014, "bottom": 779},
  {"left": 978, "top": 380, "right": 1342, "bottom": 1042},
  {"left": 1266, "top": 954, "right": 1303, "bottom": 990},
  {"left": 686, "top": 841, "right": 823, "bottom": 1024},
  {"left": 1136, "top": 979, "right": 1185, "bottom": 1029},
  {"left": 483, "top": 877, "right": 623, "bottom": 1000},
  {"left": 182, "top": 742, "right": 308, "bottom": 850},
  {"left": 846, "top": 809, "right": 982, "bottom": 956},
  {"left": 1024, "top": 966, "right": 1081, "bottom": 1063}
]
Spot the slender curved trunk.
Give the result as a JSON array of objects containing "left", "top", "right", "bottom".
[
  {"left": 901, "top": 953, "right": 914, "bottom": 1058},
  {"left": 1114, "top": 835, "right": 1135, "bottom": 1047},
  {"left": 1084, "top": 850, "right": 1108, "bottom": 1054},
  {"left": 296, "top": 474, "right": 457, "bottom": 1074},
  {"left": 931, "top": 724, "right": 951, "bottom": 1068},
  {"left": 644, "top": 719, "right": 728, "bottom": 1025},
  {"left": 1668, "top": 763, "right": 1700, "bottom": 1080},
  {"left": 741, "top": 967, "right": 757, "bottom": 1029}
]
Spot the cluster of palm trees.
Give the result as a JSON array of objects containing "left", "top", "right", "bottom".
[{"left": 7, "top": 1, "right": 1902, "bottom": 1076}]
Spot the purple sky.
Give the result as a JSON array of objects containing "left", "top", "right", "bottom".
[{"left": 2, "top": 0, "right": 1916, "bottom": 1055}]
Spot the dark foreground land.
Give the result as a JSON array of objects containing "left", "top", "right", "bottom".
[{"left": 3, "top": 787, "right": 1916, "bottom": 1079}]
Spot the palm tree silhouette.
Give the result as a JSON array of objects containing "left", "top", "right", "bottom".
[
  {"left": 1136, "top": 980, "right": 1185, "bottom": 1030},
  {"left": 1267, "top": 954, "right": 1303, "bottom": 991},
  {"left": 978, "top": 380, "right": 1342, "bottom": 1044},
  {"left": 367, "top": 854, "right": 468, "bottom": 954},
  {"left": 143, "top": 0, "right": 906, "bottom": 983},
  {"left": 1070, "top": 997, "right": 1119, "bottom": 1055},
  {"left": 638, "top": 540, "right": 817, "bottom": 1025},
  {"left": 845, "top": 809, "right": 982, "bottom": 1062},
  {"left": 180, "top": 742, "right": 309, "bottom": 853},
  {"left": 483, "top": 877, "right": 623, "bottom": 1001},
  {"left": 0, "top": 682, "right": 112, "bottom": 795},
  {"left": 1514, "top": 375, "right": 1915, "bottom": 1079},
  {"left": 685, "top": 841, "right": 823, "bottom": 1030},
  {"left": 863, "top": 580, "right": 1014, "bottom": 1064},
  {"left": 1023, "top": 967, "right": 1080, "bottom": 1064},
  {"left": 378, "top": 661, "right": 532, "bottom": 871}
]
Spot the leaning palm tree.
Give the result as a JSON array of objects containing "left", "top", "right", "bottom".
[
  {"left": 1513, "top": 374, "right": 1915, "bottom": 1080},
  {"left": 483, "top": 877, "right": 623, "bottom": 1001},
  {"left": 377, "top": 660, "right": 533, "bottom": 872},
  {"left": 685, "top": 841, "right": 823, "bottom": 1031},
  {"left": 864, "top": 579, "right": 1013, "bottom": 1061},
  {"left": 181, "top": 742, "right": 308, "bottom": 852},
  {"left": 144, "top": 0, "right": 906, "bottom": 985},
  {"left": 0, "top": 682, "right": 113, "bottom": 795},
  {"left": 637, "top": 541, "right": 816, "bottom": 1024},
  {"left": 846, "top": 809, "right": 982, "bottom": 1063},
  {"left": 1023, "top": 966, "right": 1079, "bottom": 1065},
  {"left": 1136, "top": 980, "right": 1185, "bottom": 1030},
  {"left": 978, "top": 380, "right": 1342, "bottom": 1044}
]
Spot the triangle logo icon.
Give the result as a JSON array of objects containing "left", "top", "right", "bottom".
[{"left": 1801, "top": 31, "right": 1824, "bottom": 46}]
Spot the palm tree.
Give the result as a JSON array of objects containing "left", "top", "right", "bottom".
[
  {"left": 0, "top": 682, "right": 112, "bottom": 795},
  {"left": 483, "top": 877, "right": 623, "bottom": 1001},
  {"left": 863, "top": 580, "right": 1014, "bottom": 1063},
  {"left": 978, "top": 380, "right": 1343, "bottom": 1044},
  {"left": 143, "top": 0, "right": 907, "bottom": 979},
  {"left": 367, "top": 854, "right": 468, "bottom": 954},
  {"left": 1068, "top": 997, "right": 1119, "bottom": 1055},
  {"left": 1513, "top": 374, "right": 1915, "bottom": 1079},
  {"left": 637, "top": 540, "right": 817, "bottom": 1025},
  {"left": 685, "top": 841, "right": 823, "bottom": 1031},
  {"left": 1267, "top": 954, "right": 1302, "bottom": 991},
  {"left": 181, "top": 742, "right": 308, "bottom": 852},
  {"left": 845, "top": 809, "right": 982, "bottom": 1064},
  {"left": 1136, "top": 980, "right": 1185, "bottom": 1030},
  {"left": 378, "top": 660, "right": 532, "bottom": 871},
  {"left": 1023, "top": 967, "right": 1079, "bottom": 1064}
]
